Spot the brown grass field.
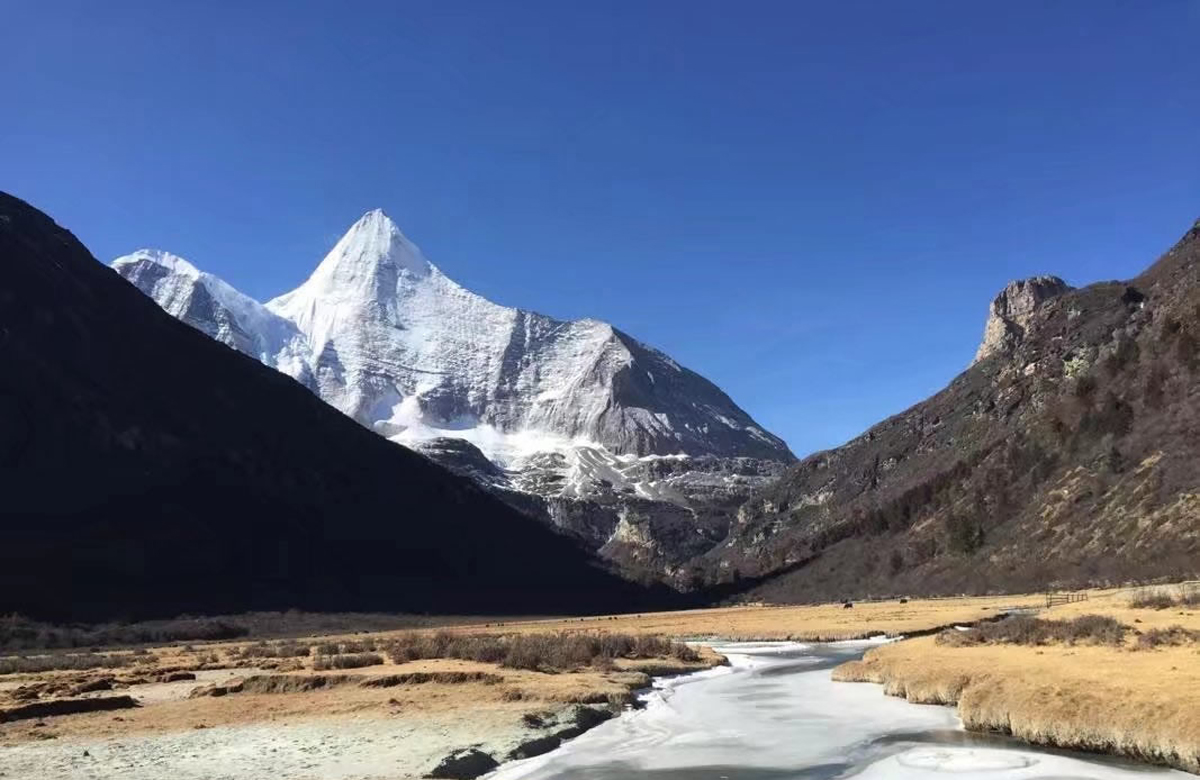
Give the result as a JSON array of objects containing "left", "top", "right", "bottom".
[
  {"left": 833, "top": 588, "right": 1200, "bottom": 773},
  {"left": 3, "top": 588, "right": 1197, "bottom": 776},
  {"left": 0, "top": 593, "right": 1032, "bottom": 760},
  {"left": 457, "top": 592, "right": 1043, "bottom": 641}
]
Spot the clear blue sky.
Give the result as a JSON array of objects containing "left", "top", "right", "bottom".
[{"left": 4, "top": 1, "right": 1197, "bottom": 457}]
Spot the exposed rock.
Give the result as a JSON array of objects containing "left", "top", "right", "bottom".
[
  {"left": 417, "top": 443, "right": 788, "bottom": 584},
  {"left": 188, "top": 681, "right": 245, "bottom": 698},
  {"left": 566, "top": 704, "right": 615, "bottom": 734},
  {"left": 157, "top": 671, "right": 196, "bottom": 683},
  {"left": 505, "top": 706, "right": 614, "bottom": 760},
  {"left": 410, "top": 438, "right": 511, "bottom": 490},
  {"left": 0, "top": 696, "right": 138, "bottom": 722},
  {"left": 426, "top": 748, "right": 499, "bottom": 779},
  {"left": 67, "top": 678, "right": 114, "bottom": 695},
  {"left": 506, "top": 734, "right": 562, "bottom": 760},
  {"left": 973, "top": 275, "right": 1072, "bottom": 365}
]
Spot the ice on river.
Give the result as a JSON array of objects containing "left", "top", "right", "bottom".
[{"left": 488, "top": 640, "right": 1187, "bottom": 780}]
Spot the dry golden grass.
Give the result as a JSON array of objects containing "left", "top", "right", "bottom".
[
  {"left": 834, "top": 591, "right": 1200, "bottom": 773},
  {"left": 447, "top": 593, "right": 1042, "bottom": 641},
  {"left": 0, "top": 591, "right": 1047, "bottom": 747},
  {"left": 7, "top": 589, "right": 1191, "bottom": 767},
  {"left": 0, "top": 656, "right": 662, "bottom": 744},
  {"left": 0, "top": 628, "right": 720, "bottom": 748}
]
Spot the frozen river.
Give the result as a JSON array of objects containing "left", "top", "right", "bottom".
[{"left": 489, "top": 640, "right": 1187, "bottom": 780}]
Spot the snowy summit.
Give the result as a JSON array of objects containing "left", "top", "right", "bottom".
[{"left": 113, "top": 210, "right": 792, "bottom": 484}]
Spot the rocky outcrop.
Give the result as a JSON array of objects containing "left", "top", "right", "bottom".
[
  {"left": 410, "top": 438, "right": 512, "bottom": 490},
  {"left": 0, "top": 696, "right": 139, "bottom": 722},
  {"left": 412, "top": 440, "right": 787, "bottom": 584},
  {"left": 709, "top": 217, "right": 1200, "bottom": 600},
  {"left": 427, "top": 748, "right": 499, "bottom": 779},
  {"left": 972, "top": 275, "right": 1072, "bottom": 365}
]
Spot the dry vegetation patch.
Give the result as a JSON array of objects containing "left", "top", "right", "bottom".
[
  {"left": 452, "top": 595, "right": 1042, "bottom": 642},
  {"left": 0, "top": 616, "right": 720, "bottom": 760},
  {"left": 835, "top": 592, "right": 1200, "bottom": 773},
  {"left": 1136, "top": 625, "right": 1200, "bottom": 650},
  {"left": 0, "top": 652, "right": 143, "bottom": 676},
  {"left": 312, "top": 652, "right": 384, "bottom": 671},
  {"left": 384, "top": 631, "right": 699, "bottom": 672},
  {"left": 0, "top": 614, "right": 249, "bottom": 651},
  {"left": 233, "top": 640, "right": 311, "bottom": 659},
  {"left": 1128, "top": 585, "right": 1200, "bottom": 610},
  {"left": 936, "top": 614, "right": 1130, "bottom": 647}
]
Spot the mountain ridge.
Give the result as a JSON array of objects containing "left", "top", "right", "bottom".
[
  {"left": 116, "top": 209, "right": 792, "bottom": 463},
  {"left": 703, "top": 216, "right": 1200, "bottom": 599},
  {"left": 0, "top": 191, "right": 672, "bottom": 621}
]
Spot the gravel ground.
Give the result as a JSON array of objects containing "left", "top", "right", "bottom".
[{"left": 0, "top": 709, "right": 535, "bottom": 780}]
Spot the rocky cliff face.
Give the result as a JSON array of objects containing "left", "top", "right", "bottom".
[
  {"left": 972, "top": 275, "right": 1073, "bottom": 365},
  {"left": 113, "top": 210, "right": 793, "bottom": 579},
  {"left": 706, "top": 217, "right": 1200, "bottom": 600}
]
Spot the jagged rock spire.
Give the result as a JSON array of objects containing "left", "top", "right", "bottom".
[{"left": 972, "top": 275, "right": 1072, "bottom": 365}]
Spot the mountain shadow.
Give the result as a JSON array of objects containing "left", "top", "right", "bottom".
[{"left": 0, "top": 192, "right": 677, "bottom": 622}]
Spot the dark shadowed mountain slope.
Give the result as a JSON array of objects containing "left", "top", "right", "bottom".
[
  {"left": 0, "top": 192, "right": 674, "bottom": 622},
  {"left": 709, "top": 217, "right": 1200, "bottom": 600}
]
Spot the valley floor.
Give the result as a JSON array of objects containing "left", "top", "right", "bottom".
[
  {"left": 468, "top": 592, "right": 1042, "bottom": 640},
  {"left": 2, "top": 589, "right": 1197, "bottom": 777},
  {"left": 0, "top": 631, "right": 716, "bottom": 779}
]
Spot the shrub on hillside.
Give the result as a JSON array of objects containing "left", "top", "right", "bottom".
[
  {"left": 937, "top": 614, "right": 1129, "bottom": 648},
  {"left": 1129, "top": 592, "right": 1178, "bottom": 610},
  {"left": 0, "top": 652, "right": 136, "bottom": 675},
  {"left": 1135, "top": 626, "right": 1200, "bottom": 650},
  {"left": 383, "top": 631, "right": 696, "bottom": 671},
  {"left": 0, "top": 614, "right": 249, "bottom": 651},
  {"left": 311, "top": 652, "right": 383, "bottom": 670},
  {"left": 236, "top": 641, "right": 311, "bottom": 659},
  {"left": 1129, "top": 586, "right": 1200, "bottom": 610},
  {"left": 314, "top": 639, "right": 378, "bottom": 656}
]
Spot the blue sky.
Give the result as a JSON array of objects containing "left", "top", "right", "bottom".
[{"left": 4, "top": 1, "right": 1197, "bottom": 456}]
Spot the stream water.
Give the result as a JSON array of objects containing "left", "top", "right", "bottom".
[{"left": 489, "top": 640, "right": 1187, "bottom": 780}]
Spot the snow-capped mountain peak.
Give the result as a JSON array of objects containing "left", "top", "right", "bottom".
[
  {"left": 114, "top": 248, "right": 201, "bottom": 277},
  {"left": 264, "top": 209, "right": 465, "bottom": 355},
  {"left": 295, "top": 208, "right": 431, "bottom": 294},
  {"left": 114, "top": 211, "right": 793, "bottom": 469}
]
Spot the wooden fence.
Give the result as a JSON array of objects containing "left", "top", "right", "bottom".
[{"left": 1045, "top": 591, "right": 1089, "bottom": 608}]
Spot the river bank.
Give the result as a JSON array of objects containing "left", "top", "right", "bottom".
[
  {"left": 490, "top": 640, "right": 1189, "bottom": 779},
  {"left": 833, "top": 593, "right": 1200, "bottom": 773}
]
